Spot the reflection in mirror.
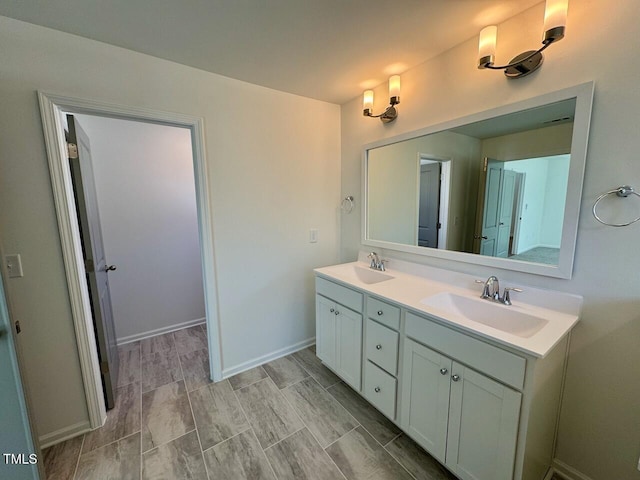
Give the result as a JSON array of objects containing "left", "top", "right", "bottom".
[{"left": 366, "top": 97, "right": 578, "bottom": 268}]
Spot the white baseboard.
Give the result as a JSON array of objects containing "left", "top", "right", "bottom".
[
  {"left": 222, "top": 337, "right": 315, "bottom": 378},
  {"left": 39, "top": 420, "right": 91, "bottom": 449},
  {"left": 117, "top": 317, "right": 206, "bottom": 346},
  {"left": 553, "top": 459, "right": 594, "bottom": 480}
]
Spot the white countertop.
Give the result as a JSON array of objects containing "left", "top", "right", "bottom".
[{"left": 314, "top": 257, "right": 581, "bottom": 358}]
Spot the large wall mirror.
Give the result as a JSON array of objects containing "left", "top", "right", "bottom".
[{"left": 363, "top": 82, "right": 594, "bottom": 279}]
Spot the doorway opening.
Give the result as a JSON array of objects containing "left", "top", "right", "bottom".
[
  {"left": 38, "top": 92, "right": 222, "bottom": 429},
  {"left": 417, "top": 153, "right": 451, "bottom": 250}
]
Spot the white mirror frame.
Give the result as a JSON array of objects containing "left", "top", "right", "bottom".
[{"left": 362, "top": 82, "right": 594, "bottom": 279}]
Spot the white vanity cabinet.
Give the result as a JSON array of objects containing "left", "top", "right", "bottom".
[
  {"left": 314, "top": 268, "right": 572, "bottom": 480},
  {"left": 315, "top": 277, "right": 363, "bottom": 391},
  {"left": 402, "top": 338, "right": 521, "bottom": 480}
]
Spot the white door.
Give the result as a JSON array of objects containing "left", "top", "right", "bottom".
[
  {"left": 67, "top": 115, "right": 119, "bottom": 409},
  {"left": 0, "top": 271, "right": 40, "bottom": 480},
  {"left": 418, "top": 163, "right": 441, "bottom": 248},
  {"left": 446, "top": 363, "right": 521, "bottom": 480},
  {"left": 496, "top": 170, "right": 517, "bottom": 258},
  {"left": 401, "top": 339, "right": 451, "bottom": 463},
  {"left": 335, "top": 307, "right": 362, "bottom": 391},
  {"left": 480, "top": 160, "right": 502, "bottom": 256}
]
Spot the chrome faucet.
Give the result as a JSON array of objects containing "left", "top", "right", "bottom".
[
  {"left": 475, "top": 276, "right": 523, "bottom": 305},
  {"left": 367, "top": 252, "right": 387, "bottom": 272}
]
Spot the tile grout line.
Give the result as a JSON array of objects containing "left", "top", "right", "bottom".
[
  {"left": 382, "top": 437, "right": 420, "bottom": 480},
  {"left": 200, "top": 426, "right": 252, "bottom": 454},
  {"left": 326, "top": 383, "right": 425, "bottom": 480},
  {"left": 324, "top": 382, "right": 404, "bottom": 452},
  {"left": 175, "top": 329, "right": 212, "bottom": 480},
  {"left": 230, "top": 380, "right": 280, "bottom": 480},
  {"left": 71, "top": 434, "right": 86, "bottom": 480},
  {"left": 276, "top": 377, "right": 349, "bottom": 480},
  {"left": 228, "top": 367, "right": 269, "bottom": 392},
  {"left": 141, "top": 426, "right": 198, "bottom": 455}
]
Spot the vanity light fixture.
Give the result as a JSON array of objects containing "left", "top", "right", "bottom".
[
  {"left": 363, "top": 75, "right": 400, "bottom": 123},
  {"left": 477, "top": 0, "right": 568, "bottom": 78}
]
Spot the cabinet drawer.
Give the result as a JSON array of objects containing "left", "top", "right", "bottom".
[
  {"left": 316, "top": 276, "right": 363, "bottom": 313},
  {"left": 367, "top": 296, "right": 400, "bottom": 330},
  {"left": 405, "top": 312, "right": 526, "bottom": 390},
  {"left": 366, "top": 319, "right": 399, "bottom": 375},
  {"left": 364, "top": 361, "right": 397, "bottom": 420}
]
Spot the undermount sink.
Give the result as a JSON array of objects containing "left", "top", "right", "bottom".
[
  {"left": 330, "top": 264, "right": 395, "bottom": 285},
  {"left": 421, "top": 292, "right": 548, "bottom": 338}
]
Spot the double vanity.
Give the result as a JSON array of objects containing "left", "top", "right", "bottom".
[{"left": 314, "top": 256, "right": 581, "bottom": 480}]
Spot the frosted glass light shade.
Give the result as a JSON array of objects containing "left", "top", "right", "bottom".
[
  {"left": 543, "top": 0, "right": 568, "bottom": 42},
  {"left": 388, "top": 75, "right": 400, "bottom": 104},
  {"left": 478, "top": 26, "right": 497, "bottom": 68},
  {"left": 363, "top": 90, "right": 374, "bottom": 114}
]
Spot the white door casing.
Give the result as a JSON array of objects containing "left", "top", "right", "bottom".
[{"left": 38, "top": 92, "right": 222, "bottom": 429}]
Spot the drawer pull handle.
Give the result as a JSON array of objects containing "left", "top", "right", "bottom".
[
  {"left": 439, "top": 368, "right": 448, "bottom": 375},
  {"left": 330, "top": 308, "right": 334, "bottom": 313},
  {"left": 451, "top": 374, "right": 460, "bottom": 382},
  {"left": 377, "top": 310, "right": 383, "bottom": 316},
  {"left": 374, "top": 386, "right": 381, "bottom": 393},
  {"left": 376, "top": 344, "right": 382, "bottom": 350}
]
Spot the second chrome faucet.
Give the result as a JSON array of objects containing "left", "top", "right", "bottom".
[
  {"left": 476, "top": 276, "right": 522, "bottom": 306},
  {"left": 367, "top": 252, "right": 387, "bottom": 272}
]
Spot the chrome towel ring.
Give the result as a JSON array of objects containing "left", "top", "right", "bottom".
[
  {"left": 592, "top": 185, "right": 640, "bottom": 227},
  {"left": 341, "top": 195, "right": 355, "bottom": 213}
]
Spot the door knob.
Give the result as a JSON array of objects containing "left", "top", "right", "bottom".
[
  {"left": 474, "top": 235, "right": 488, "bottom": 240},
  {"left": 106, "top": 265, "right": 117, "bottom": 271}
]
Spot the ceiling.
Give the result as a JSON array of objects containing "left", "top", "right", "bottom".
[{"left": 0, "top": 0, "right": 542, "bottom": 104}]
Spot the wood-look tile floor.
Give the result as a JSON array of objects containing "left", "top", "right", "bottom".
[{"left": 43, "top": 326, "right": 457, "bottom": 480}]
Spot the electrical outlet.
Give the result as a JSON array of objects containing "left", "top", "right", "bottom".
[
  {"left": 5, "top": 254, "right": 23, "bottom": 278},
  {"left": 309, "top": 229, "right": 318, "bottom": 243}
]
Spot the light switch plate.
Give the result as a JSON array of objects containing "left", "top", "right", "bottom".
[
  {"left": 309, "top": 229, "right": 318, "bottom": 243},
  {"left": 5, "top": 254, "right": 23, "bottom": 278}
]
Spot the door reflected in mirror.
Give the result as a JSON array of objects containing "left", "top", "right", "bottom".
[{"left": 366, "top": 98, "right": 576, "bottom": 267}]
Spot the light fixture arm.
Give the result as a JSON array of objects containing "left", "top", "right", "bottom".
[
  {"left": 481, "top": 41, "right": 552, "bottom": 70},
  {"left": 363, "top": 99, "right": 399, "bottom": 124}
]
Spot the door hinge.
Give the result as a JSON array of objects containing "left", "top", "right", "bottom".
[
  {"left": 84, "top": 259, "right": 94, "bottom": 273},
  {"left": 67, "top": 142, "right": 79, "bottom": 159},
  {"left": 15, "top": 320, "right": 21, "bottom": 334},
  {"left": 483, "top": 157, "right": 488, "bottom": 172},
  {"left": 100, "top": 361, "right": 109, "bottom": 375},
  {"left": 437, "top": 222, "right": 442, "bottom": 229}
]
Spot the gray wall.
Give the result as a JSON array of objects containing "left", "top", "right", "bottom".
[
  {"left": 0, "top": 16, "right": 340, "bottom": 444},
  {"left": 340, "top": 1, "right": 640, "bottom": 479}
]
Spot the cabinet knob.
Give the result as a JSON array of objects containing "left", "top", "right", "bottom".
[
  {"left": 374, "top": 386, "right": 381, "bottom": 393},
  {"left": 330, "top": 308, "right": 334, "bottom": 313},
  {"left": 334, "top": 310, "right": 339, "bottom": 315},
  {"left": 377, "top": 310, "right": 383, "bottom": 316},
  {"left": 439, "top": 368, "right": 448, "bottom": 375},
  {"left": 451, "top": 374, "right": 460, "bottom": 382},
  {"left": 376, "top": 344, "right": 382, "bottom": 350}
]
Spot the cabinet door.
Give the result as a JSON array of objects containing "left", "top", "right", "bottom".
[
  {"left": 335, "top": 306, "right": 362, "bottom": 391},
  {"left": 400, "top": 339, "right": 452, "bottom": 463},
  {"left": 316, "top": 295, "right": 336, "bottom": 370},
  {"left": 446, "top": 363, "right": 522, "bottom": 480}
]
